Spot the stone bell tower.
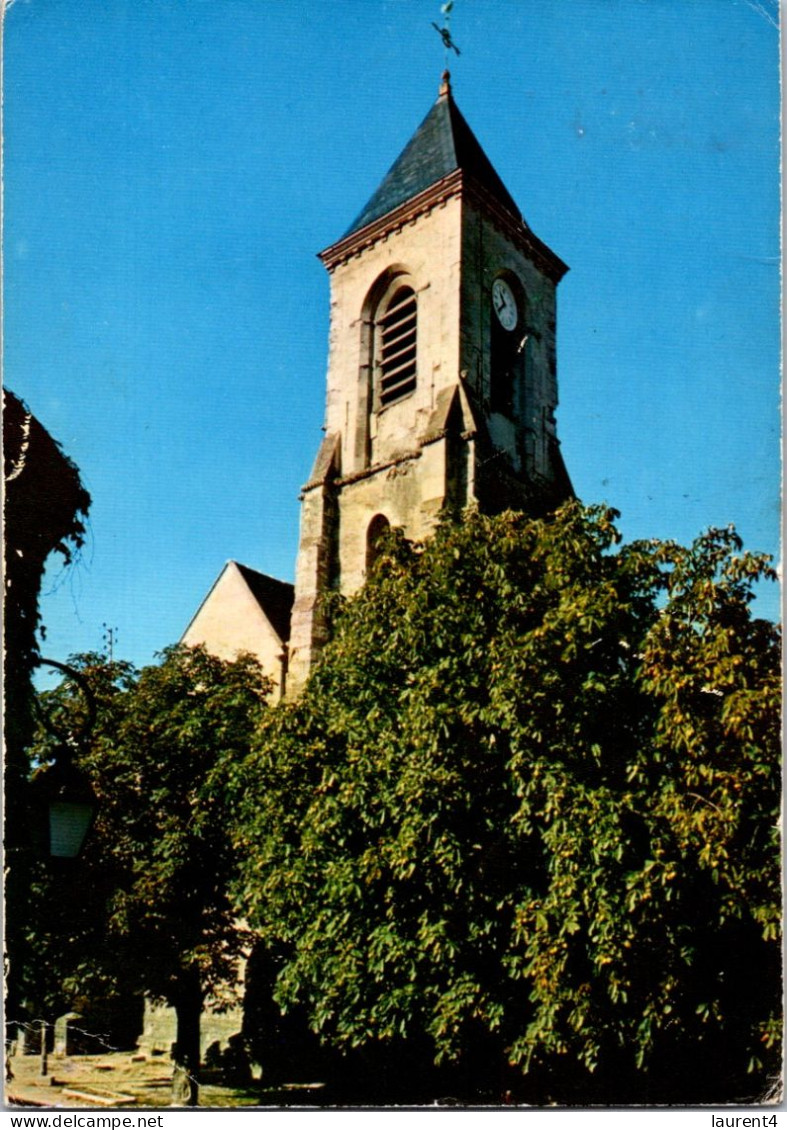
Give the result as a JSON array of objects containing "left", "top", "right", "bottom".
[{"left": 287, "top": 73, "right": 572, "bottom": 694}]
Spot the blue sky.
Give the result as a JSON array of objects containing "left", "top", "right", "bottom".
[{"left": 5, "top": 0, "right": 781, "bottom": 677}]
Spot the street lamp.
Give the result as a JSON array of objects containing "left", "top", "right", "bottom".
[
  {"left": 32, "top": 658, "right": 97, "bottom": 859},
  {"left": 35, "top": 750, "right": 96, "bottom": 859}
]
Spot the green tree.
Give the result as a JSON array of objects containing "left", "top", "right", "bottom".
[
  {"left": 16, "top": 657, "right": 137, "bottom": 1063},
  {"left": 26, "top": 645, "right": 270, "bottom": 1104},
  {"left": 232, "top": 504, "right": 781, "bottom": 1104}
]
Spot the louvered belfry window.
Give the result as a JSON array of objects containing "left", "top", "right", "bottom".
[{"left": 379, "top": 286, "right": 417, "bottom": 406}]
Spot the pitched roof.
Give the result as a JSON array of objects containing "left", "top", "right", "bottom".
[
  {"left": 234, "top": 563, "right": 294, "bottom": 643},
  {"left": 343, "top": 73, "right": 522, "bottom": 239}
]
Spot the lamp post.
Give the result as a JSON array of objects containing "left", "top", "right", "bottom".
[
  {"left": 35, "top": 743, "right": 96, "bottom": 860},
  {"left": 31, "top": 658, "right": 97, "bottom": 1075}
]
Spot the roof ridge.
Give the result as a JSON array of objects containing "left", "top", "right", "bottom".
[{"left": 234, "top": 560, "right": 293, "bottom": 587}]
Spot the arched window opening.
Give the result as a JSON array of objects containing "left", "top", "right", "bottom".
[
  {"left": 378, "top": 286, "right": 417, "bottom": 406},
  {"left": 366, "top": 513, "right": 391, "bottom": 574}
]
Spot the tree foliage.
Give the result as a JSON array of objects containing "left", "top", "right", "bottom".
[
  {"left": 22, "top": 645, "right": 270, "bottom": 1068},
  {"left": 232, "top": 504, "right": 781, "bottom": 1103}
]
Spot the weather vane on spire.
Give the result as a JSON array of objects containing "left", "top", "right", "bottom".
[{"left": 432, "top": 1, "right": 461, "bottom": 59}]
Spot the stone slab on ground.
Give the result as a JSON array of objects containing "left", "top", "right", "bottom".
[
  {"left": 4, "top": 1051, "right": 279, "bottom": 1109},
  {"left": 61, "top": 1087, "right": 136, "bottom": 1106}
]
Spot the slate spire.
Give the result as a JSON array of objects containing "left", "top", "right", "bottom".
[{"left": 343, "top": 71, "right": 523, "bottom": 239}]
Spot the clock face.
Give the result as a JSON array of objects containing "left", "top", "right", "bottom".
[{"left": 492, "top": 278, "right": 518, "bottom": 331}]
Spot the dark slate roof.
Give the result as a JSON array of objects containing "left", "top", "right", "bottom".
[
  {"left": 235, "top": 563, "right": 294, "bottom": 643},
  {"left": 343, "top": 76, "right": 522, "bottom": 239}
]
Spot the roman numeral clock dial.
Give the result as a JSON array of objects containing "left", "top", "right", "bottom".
[{"left": 492, "top": 277, "right": 518, "bottom": 331}]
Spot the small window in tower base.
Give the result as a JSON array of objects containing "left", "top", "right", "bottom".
[{"left": 379, "top": 286, "right": 417, "bottom": 406}]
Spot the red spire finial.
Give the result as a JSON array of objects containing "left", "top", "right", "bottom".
[{"left": 439, "top": 70, "right": 452, "bottom": 97}]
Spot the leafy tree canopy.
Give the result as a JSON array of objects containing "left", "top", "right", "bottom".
[
  {"left": 22, "top": 644, "right": 271, "bottom": 1083},
  {"left": 232, "top": 503, "right": 781, "bottom": 1103}
]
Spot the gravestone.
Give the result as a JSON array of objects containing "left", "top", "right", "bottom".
[{"left": 54, "top": 1012, "right": 84, "bottom": 1056}]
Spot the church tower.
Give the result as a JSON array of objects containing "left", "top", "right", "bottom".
[{"left": 287, "top": 73, "right": 572, "bottom": 694}]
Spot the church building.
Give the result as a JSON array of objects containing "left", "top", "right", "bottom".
[{"left": 185, "top": 72, "right": 572, "bottom": 698}]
